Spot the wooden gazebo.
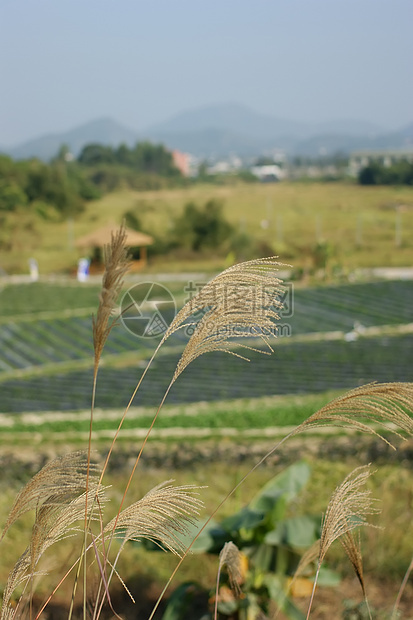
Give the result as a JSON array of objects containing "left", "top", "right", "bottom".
[{"left": 75, "top": 225, "right": 154, "bottom": 269}]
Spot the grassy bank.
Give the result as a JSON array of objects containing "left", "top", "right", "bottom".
[{"left": 1, "top": 181, "right": 413, "bottom": 274}]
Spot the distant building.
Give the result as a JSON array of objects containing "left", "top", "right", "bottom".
[
  {"left": 251, "top": 164, "right": 286, "bottom": 182},
  {"left": 207, "top": 155, "right": 243, "bottom": 175},
  {"left": 349, "top": 149, "right": 413, "bottom": 176},
  {"left": 172, "top": 150, "right": 191, "bottom": 177}
]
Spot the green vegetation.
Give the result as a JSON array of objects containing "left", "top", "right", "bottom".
[
  {"left": 1, "top": 180, "right": 412, "bottom": 275},
  {"left": 78, "top": 142, "right": 184, "bottom": 192},
  {"left": 0, "top": 153, "right": 99, "bottom": 219},
  {"left": 160, "top": 461, "right": 330, "bottom": 620},
  {"left": 359, "top": 160, "right": 413, "bottom": 186},
  {"left": 171, "top": 199, "right": 234, "bottom": 253},
  {"left": 0, "top": 392, "right": 340, "bottom": 439}
]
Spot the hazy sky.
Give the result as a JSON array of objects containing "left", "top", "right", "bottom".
[{"left": 1, "top": 0, "right": 412, "bottom": 145}]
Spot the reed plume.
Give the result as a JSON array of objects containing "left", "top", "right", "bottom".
[
  {"left": 341, "top": 531, "right": 366, "bottom": 597},
  {"left": 292, "top": 382, "right": 413, "bottom": 447},
  {"left": 319, "top": 465, "right": 379, "bottom": 561},
  {"left": 89, "top": 482, "right": 204, "bottom": 618},
  {"left": 1, "top": 451, "right": 100, "bottom": 540},
  {"left": 305, "top": 465, "right": 379, "bottom": 619},
  {"left": 92, "top": 224, "right": 130, "bottom": 372},
  {"left": 217, "top": 541, "right": 243, "bottom": 595},
  {"left": 214, "top": 542, "right": 244, "bottom": 620},
  {"left": 104, "top": 481, "right": 203, "bottom": 556},
  {"left": 164, "top": 257, "right": 286, "bottom": 381},
  {"left": 0, "top": 485, "right": 106, "bottom": 620}
]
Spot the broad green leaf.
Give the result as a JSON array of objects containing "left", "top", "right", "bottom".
[
  {"left": 249, "top": 542, "right": 275, "bottom": 573},
  {"left": 221, "top": 507, "right": 265, "bottom": 534},
  {"left": 250, "top": 461, "right": 311, "bottom": 513},
  {"left": 263, "top": 523, "right": 283, "bottom": 546},
  {"left": 284, "top": 515, "right": 319, "bottom": 548},
  {"left": 265, "top": 515, "right": 319, "bottom": 548},
  {"left": 317, "top": 566, "right": 341, "bottom": 586}
]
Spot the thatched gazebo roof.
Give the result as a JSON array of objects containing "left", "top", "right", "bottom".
[{"left": 75, "top": 225, "right": 153, "bottom": 249}]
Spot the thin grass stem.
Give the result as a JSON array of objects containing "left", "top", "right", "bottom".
[{"left": 392, "top": 555, "right": 413, "bottom": 619}]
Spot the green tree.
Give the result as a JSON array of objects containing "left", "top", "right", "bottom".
[
  {"left": 173, "top": 199, "right": 234, "bottom": 252},
  {"left": 78, "top": 143, "right": 115, "bottom": 166},
  {"left": 0, "top": 181, "right": 28, "bottom": 211},
  {"left": 358, "top": 160, "right": 413, "bottom": 185}
]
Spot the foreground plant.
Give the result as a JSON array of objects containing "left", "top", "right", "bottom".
[{"left": 0, "top": 226, "right": 412, "bottom": 620}]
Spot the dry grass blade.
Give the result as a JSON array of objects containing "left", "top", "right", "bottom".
[
  {"left": 104, "top": 481, "right": 204, "bottom": 557},
  {"left": 92, "top": 224, "right": 130, "bottom": 370},
  {"left": 162, "top": 257, "right": 286, "bottom": 381},
  {"left": 393, "top": 555, "right": 413, "bottom": 618},
  {"left": 1, "top": 451, "right": 100, "bottom": 540},
  {"left": 293, "top": 382, "right": 413, "bottom": 447}
]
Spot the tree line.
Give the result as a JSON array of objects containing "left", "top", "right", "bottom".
[
  {"left": 358, "top": 159, "right": 413, "bottom": 185},
  {"left": 0, "top": 142, "right": 184, "bottom": 217}
]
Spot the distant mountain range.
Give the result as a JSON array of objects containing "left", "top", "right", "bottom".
[{"left": 2, "top": 103, "right": 413, "bottom": 161}]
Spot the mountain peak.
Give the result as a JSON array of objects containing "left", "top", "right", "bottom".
[{"left": 2, "top": 104, "right": 412, "bottom": 161}]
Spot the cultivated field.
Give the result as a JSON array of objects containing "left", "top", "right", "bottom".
[{"left": 0, "top": 278, "right": 411, "bottom": 439}]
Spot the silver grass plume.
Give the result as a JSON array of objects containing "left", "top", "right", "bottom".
[
  {"left": 318, "top": 465, "right": 379, "bottom": 564},
  {"left": 104, "top": 481, "right": 203, "bottom": 557},
  {"left": 29, "top": 486, "right": 106, "bottom": 571},
  {"left": 92, "top": 225, "right": 130, "bottom": 370},
  {"left": 293, "top": 382, "right": 413, "bottom": 447},
  {"left": 161, "top": 257, "right": 286, "bottom": 381},
  {"left": 1, "top": 451, "right": 100, "bottom": 540},
  {"left": 0, "top": 485, "right": 106, "bottom": 620},
  {"left": 214, "top": 542, "right": 244, "bottom": 620},
  {"left": 341, "top": 531, "right": 366, "bottom": 597},
  {"left": 305, "top": 465, "right": 379, "bottom": 619},
  {"left": 218, "top": 541, "right": 243, "bottom": 595}
]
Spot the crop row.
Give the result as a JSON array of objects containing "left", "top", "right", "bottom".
[
  {"left": 1, "top": 333, "right": 412, "bottom": 413},
  {"left": 286, "top": 279, "right": 413, "bottom": 334},
  {"left": 0, "top": 282, "right": 102, "bottom": 317},
  {"left": 0, "top": 279, "right": 412, "bottom": 373}
]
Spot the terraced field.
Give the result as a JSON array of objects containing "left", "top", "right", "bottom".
[
  {"left": 0, "top": 278, "right": 412, "bottom": 416},
  {"left": 0, "top": 333, "right": 412, "bottom": 414}
]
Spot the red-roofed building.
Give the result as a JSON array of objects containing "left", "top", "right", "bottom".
[{"left": 172, "top": 149, "right": 191, "bottom": 177}]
